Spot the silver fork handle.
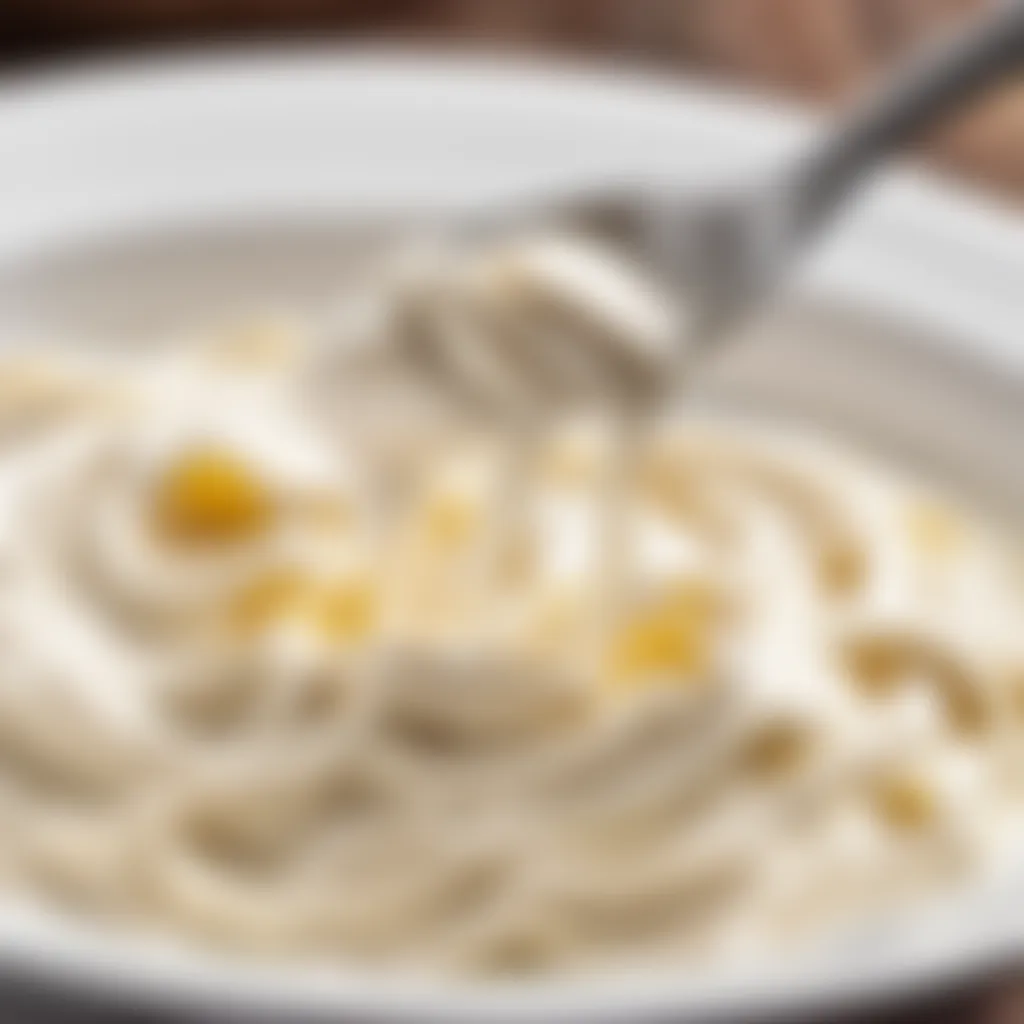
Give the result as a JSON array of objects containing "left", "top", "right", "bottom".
[{"left": 791, "top": 0, "right": 1024, "bottom": 239}]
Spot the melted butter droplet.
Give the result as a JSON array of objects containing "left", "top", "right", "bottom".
[
  {"left": 309, "top": 578, "right": 378, "bottom": 644},
  {"left": 153, "top": 448, "right": 273, "bottom": 546},
  {"left": 606, "top": 581, "right": 718, "bottom": 690}
]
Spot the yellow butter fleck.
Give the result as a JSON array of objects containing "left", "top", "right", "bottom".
[
  {"left": 309, "top": 578, "right": 377, "bottom": 643},
  {"left": 606, "top": 582, "right": 717, "bottom": 689},
  {"left": 154, "top": 449, "right": 272, "bottom": 546}
]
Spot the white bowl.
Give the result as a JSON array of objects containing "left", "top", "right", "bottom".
[{"left": 0, "top": 48, "right": 1022, "bottom": 1022}]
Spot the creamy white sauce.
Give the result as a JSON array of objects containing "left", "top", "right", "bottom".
[{"left": 0, "top": 241, "right": 1022, "bottom": 975}]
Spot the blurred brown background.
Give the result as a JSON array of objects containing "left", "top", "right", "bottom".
[
  {"left": 1, "top": 0, "right": 1022, "bottom": 198},
  {"left": 0, "top": 3, "right": 1021, "bottom": 1023}
]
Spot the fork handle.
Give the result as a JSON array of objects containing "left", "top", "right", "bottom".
[{"left": 791, "top": 0, "right": 1024, "bottom": 236}]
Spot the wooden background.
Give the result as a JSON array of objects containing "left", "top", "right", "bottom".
[{"left": 0, "top": 2, "right": 1022, "bottom": 1021}]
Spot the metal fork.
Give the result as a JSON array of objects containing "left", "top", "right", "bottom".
[{"left": 441, "top": 0, "right": 1024, "bottom": 412}]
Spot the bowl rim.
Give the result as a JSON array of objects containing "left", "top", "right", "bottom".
[{"left": 0, "top": 45, "right": 1022, "bottom": 1022}]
